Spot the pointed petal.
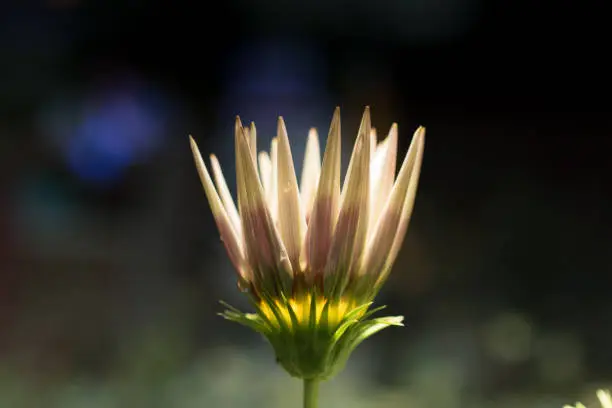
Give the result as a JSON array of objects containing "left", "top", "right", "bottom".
[
  {"left": 382, "top": 123, "right": 398, "bottom": 193},
  {"left": 234, "top": 117, "right": 293, "bottom": 294},
  {"left": 325, "top": 107, "right": 371, "bottom": 297},
  {"left": 379, "top": 127, "right": 425, "bottom": 280},
  {"left": 276, "top": 117, "right": 307, "bottom": 271},
  {"left": 369, "top": 127, "right": 377, "bottom": 162},
  {"left": 360, "top": 127, "right": 425, "bottom": 292},
  {"left": 302, "top": 107, "right": 341, "bottom": 278},
  {"left": 368, "top": 123, "right": 398, "bottom": 232},
  {"left": 374, "top": 127, "right": 424, "bottom": 288},
  {"left": 340, "top": 107, "right": 370, "bottom": 207},
  {"left": 270, "top": 137, "right": 279, "bottom": 222},
  {"left": 300, "top": 128, "right": 321, "bottom": 223},
  {"left": 258, "top": 151, "right": 274, "bottom": 211},
  {"left": 209, "top": 154, "right": 242, "bottom": 240},
  {"left": 248, "top": 122, "right": 257, "bottom": 166},
  {"left": 189, "top": 136, "right": 248, "bottom": 282}
]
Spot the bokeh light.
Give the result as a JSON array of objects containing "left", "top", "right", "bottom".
[{"left": 38, "top": 75, "right": 171, "bottom": 186}]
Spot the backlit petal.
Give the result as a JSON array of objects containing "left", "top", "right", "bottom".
[
  {"left": 234, "top": 117, "right": 293, "bottom": 293},
  {"left": 302, "top": 107, "right": 341, "bottom": 277},
  {"left": 270, "top": 137, "right": 279, "bottom": 222},
  {"left": 242, "top": 124, "right": 256, "bottom": 167},
  {"left": 324, "top": 107, "right": 371, "bottom": 297},
  {"left": 300, "top": 128, "right": 321, "bottom": 223},
  {"left": 248, "top": 122, "right": 257, "bottom": 167},
  {"left": 258, "top": 151, "right": 274, "bottom": 212},
  {"left": 210, "top": 154, "right": 242, "bottom": 240},
  {"left": 189, "top": 136, "right": 248, "bottom": 282},
  {"left": 368, "top": 123, "right": 398, "bottom": 233},
  {"left": 360, "top": 127, "right": 425, "bottom": 290},
  {"left": 369, "top": 128, "right": 377, "bottom": 162},
  {"left": 276, "top": 117, "right": 307, "bottom": 271}
]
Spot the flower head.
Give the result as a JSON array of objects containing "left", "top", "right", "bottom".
[{"left": 190, "top": 107, "right": 424, "bottom": 380}]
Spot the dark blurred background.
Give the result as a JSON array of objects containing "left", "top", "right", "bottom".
[{"left": 1, "top": 1, "right": 611, "bottom": 407}]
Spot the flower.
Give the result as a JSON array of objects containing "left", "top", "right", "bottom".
[
  {"left": 189, "top": 107, "right": 425, "bottom": 380},
  {"left": 565, "top": 390, "right": 612, "bottom": 408}
]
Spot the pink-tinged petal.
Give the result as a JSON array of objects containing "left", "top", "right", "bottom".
[
  {"left": 300, "top": 128, "right": 321, "bottom": 223},
  {"left": 270, "top": 137, "right": 279, "bottom": 223},
  {"left": 189, "top": 136, "right": 248, "bottom": 282},
  {"left": 209, "top": 154, "right": 242, "bottom": 240},
  {"left": 339, "top": 107, "right": 370, "bottom": 208},
  {"left": 324, "top": 107, "right": 371, "bottom": 296},
  {"left": 276, "top": 117, "right": 307, "bottom": 271},
  {"left": 369, "top": 128, "right": 377, "bottom": 162},
  {"left": 375, "top": 127, "right": 424, "bottom": 287},
  {"left": 381, "top": 124, "right": 398, "bottom": 193},
  {"left": 234, "top": 117, "right": 293, "bottom": 293},
  {"left": 368, "top": 123, "right": 398, "bottom": 233},
  {"left": 301, "top": 107, "right": 341, "bottom": 277},
  {"left": 359, "top": 126, "right": 425, "bottom": 290},
  {"left": 247, "top": 122, "right": 257, "bottom": 168},
  {"left": 258, "top": 151, "right": 274, "bottom": 212}
]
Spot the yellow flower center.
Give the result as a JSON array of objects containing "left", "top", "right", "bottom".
[{"left": 258, "top": 294, "right": 361, "bottom": 331}]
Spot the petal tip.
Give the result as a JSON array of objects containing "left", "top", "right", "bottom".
[
  {"left": 331, "top": 107, "right": 341, "bottom": 124},
  {"left": 189, "top": 136, "right": 201, "bottom": 154},
  {"left": 387, "top": 123, "right": 399, "bottom": 142},
  {"left": 277, "top": 116, "right": 288, "bottom": 136},
  {"left": 415, "top": 126, "right": 426, "bottom": 145},
  {"left": 357, "top": 107, "right": 372, "bottom": 141},
  {"left": 362, "top": 106, "right": 371, "bottom": 122},
  {"left": 235, "top": 116, "right": 244, "bottom": 130}
]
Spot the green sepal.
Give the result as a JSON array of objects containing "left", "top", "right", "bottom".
[
  {"left": 218, "top": 299, "right": 404, "bottom": 381},
  {"left": 324, "top": 315, "right": 404, "bottom": 379}
]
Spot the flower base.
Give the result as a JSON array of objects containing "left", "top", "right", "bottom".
[{"left": 221, "top": 297, "right": 403, "bottom": 381}]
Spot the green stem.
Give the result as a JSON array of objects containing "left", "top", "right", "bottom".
[{"left": 303, "top": 378, "right": 319, "bottom": 408}]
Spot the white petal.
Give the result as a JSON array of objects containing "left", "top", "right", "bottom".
[
  {"left": 276, "top": 117, "right": 307, "bottom": 271},
  {"left": 300, "top": 128, "right": 321, "bottom": 223},
  {"left": 324, "top": 107, "right": 371, "bottom": 296},
  {"left": 359, "top": 127, "right": 424, "bottom": 289},
  {"left": 369, "top": 128, "right": 377, "bottom": 162},
  {"left": 368, "top": 123, "right": 398, "bottom": 233},
  {"left": 234, "top": 118, "right": 293, "bottom": 292},
  {"left": 189, "top": 136, "right": 248, "bottom": 281},
  {"left": 270, "top": 137, "right": 279, "bottom": 223},
  {"left": 258, "top": 151, "right": 274, "bottom": 211},
  {"left": 301, "top": 107, "right": 341, "bottom": 278},
  {"left": 380, "top": 127, "right": 425, "bottom": 278},
  {"left": 209, "top": 154, "right": 242, "bottom": 240},
  {"left": 242, "top": 122, "right": 257, "bottom": 170}
]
